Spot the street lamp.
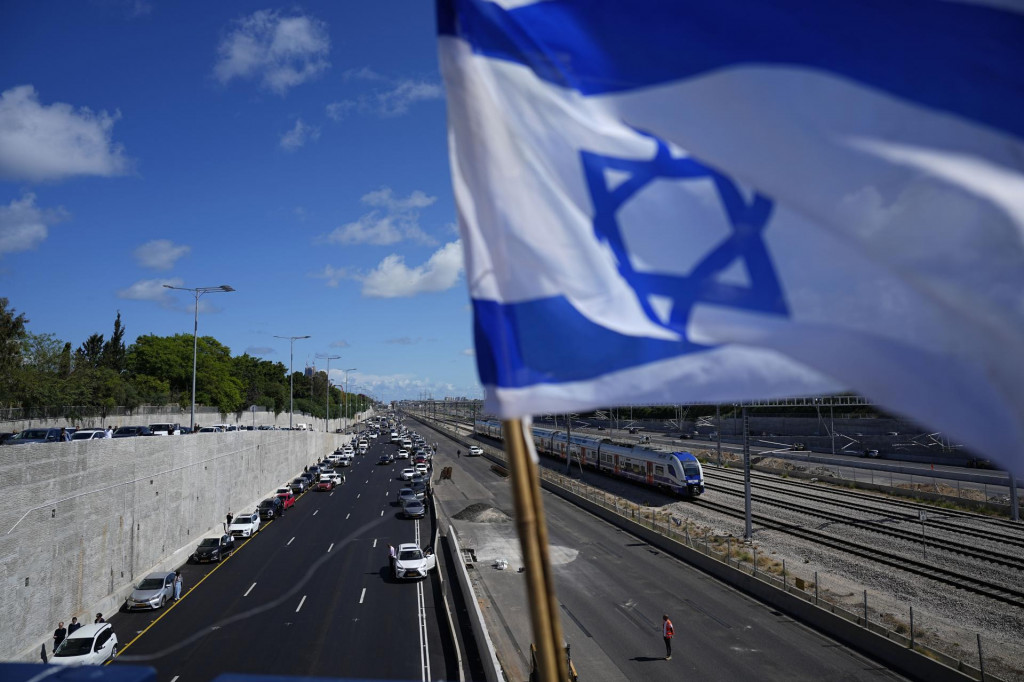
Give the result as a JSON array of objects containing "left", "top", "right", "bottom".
[
  {"left": 163, "top": 284, "right": 235, "bottom": 432},
  {"left": 275, "top": 334, "right": 310, "bottom": 429},
  {"left": 316, "top": 354, "right": 340, "bottom": 432},
  {"left": 342, "top": 368, "right": 357, "bottom": 422}
]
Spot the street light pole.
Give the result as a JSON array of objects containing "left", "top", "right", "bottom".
[
  {"left": 343, "top": 368, "right": 357, "bottom": 424},
  {"left": 163, "top": 284, "right": 235, "bottom": 432},
  {"left": 316, "top": 354, "right": 341, "bottom": 432},
  {"left": 275, "top": 334, "right": 310, "bottom": 429}
]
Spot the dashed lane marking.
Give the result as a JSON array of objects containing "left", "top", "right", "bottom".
[
  {"left": 328, "top": 543, "right": 334, "bottom": 553},
  {"left": 359, "top": 588, "right": 366, "bottom": 604},
  {"left": 346, "top": 513, "right": 350, "bottom": 520},
  {"left": 296, "top": 595, "right": 306, "bottom": 613},
  {"left": 313, "top": 509, "right": 319, "bottom": 516},
  {"left": 244, "top": 583, "right": 256, "bottom": 597},
  {"left": 287, "top": 537, "right": 295, "bottom": 546}
]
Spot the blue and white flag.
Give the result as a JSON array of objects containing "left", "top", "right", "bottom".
[{"left": 438, "top": 0, "right": 1024, "bottom": 465}]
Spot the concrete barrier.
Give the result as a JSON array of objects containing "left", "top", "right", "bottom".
[
  {"left": 0, "top": 430, "right": 348, "bottom": 662},
  {"left": 445, "top": 525, "right": 503, "bottom": 682}
]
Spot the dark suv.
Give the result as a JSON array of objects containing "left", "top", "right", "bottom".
[
  {"left": 190, "top": 535, "right": 236, "bottom": 563},
  {"left": 258, "top": 497, "right": 284, "bottom": 520}
]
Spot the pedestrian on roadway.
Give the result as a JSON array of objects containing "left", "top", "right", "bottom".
[
  {"left": 388, "top": 544, "right": 396, "bottom": 573},
  {"left": 662, "top": 614, "right": 674, "bottom": 660},
  {"left": 67, "top": 617, "right": 81, "bottom": 635},
  {"left": 94, "top": 613, "right": 105, "bottom": 624},
  {"left": 52, "top": 621, "right": 66, "bottom": 653},
  {"left": 104, "top": 426, "right": 113, "bottom": 438},
  {"left": 174, "top": 570, "right": 183, "bottom": 601},
  {"left": 457, "top": 449, "right": 460, "bottom": 458}
]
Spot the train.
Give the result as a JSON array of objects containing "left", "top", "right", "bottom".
[{"left": 474, "top": 420, "right": 706, "bottom": 498}]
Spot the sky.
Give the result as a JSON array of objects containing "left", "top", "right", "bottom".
[{"left": 0, "top": 0, "right": 482, "bottom": 403}]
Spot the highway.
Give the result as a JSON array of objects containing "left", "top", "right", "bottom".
[{"left": 108, "top": 433, "right": 455, "bottom": 682}]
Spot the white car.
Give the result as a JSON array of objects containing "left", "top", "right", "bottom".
[
  {"left": 397, "top": 449, "right": 409, "bottom": 459},
  {"left": 394, "top": 543, "right": 436, "bottom": 579},
  {"left": 415, "top": 463, "right": 428, "bottom": 475},
  {"left": 369, "top": 432, "right": 378, "bottom": 439},
  {"left": 337, "top": 455, "right": 352, "bottom": 467},
  {"left": 70, "top": 429, "right": 107, "bottom": 440},
  {"left": 228, "top": 510, "right": 261, "bottom": 538},
  {"left": 358, "top": 445, "right": 368, "bottom": 455},
  {"left": 468, "top": 445, "right": 484, "bottom": 456},
  {"left": 51, "top": 623, "right": 118, "bottom": 665},
  {"left": 400, "top": 467, "right": 416, "bottom": 481}
]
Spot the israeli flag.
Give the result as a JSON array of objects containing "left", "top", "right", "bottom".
[{"left": 438, "top": 0, "right": 1024, "bottom": 465}]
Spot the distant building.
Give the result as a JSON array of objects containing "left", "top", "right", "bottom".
[{"left": 304, "top": 365, "right": 316, "bottom": 378}]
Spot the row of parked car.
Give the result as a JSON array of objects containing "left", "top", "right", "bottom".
[{"left": 0, "top": 423, "right": 324, "bottom": 444}]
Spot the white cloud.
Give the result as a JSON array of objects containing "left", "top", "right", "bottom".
[
  {"left": 361, "top": 240, "right": 463, "bottom": 298},
  {"left": 325, "top": 187, "right": 437, "bottom": 246},
  {"left": 326, "top": 74, "right": 442, "bottom": 119},
  {"left": 133, "top": 239, "right": 191, "bottom": 270},
  {"left": 462, "top": 348, "right": 475, "bottom": 357},
  {"left": 116, "top": 278, "right": 183, "bottom": 306},
  {"left": 0, "top": 85, "right": 130, "bottom": 182},
  {"left": 329, "top": 339, "right": 350, "bottom": 348},
  {"left": 310, "top": 264, "right": 347, "bottom": 287},
  {"left": 0, "top": 193, "right": 68, "bottom": 256},
  {"left": 213, "top": 10, "right": 330, "bottom": 95},
  {"left": 280, "top": 118, "right": 320, "bottom": 151}
]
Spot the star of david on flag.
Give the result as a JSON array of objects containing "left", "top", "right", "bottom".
[{"left": 438, "top": 0, "right": 1024, "bottom": 468}]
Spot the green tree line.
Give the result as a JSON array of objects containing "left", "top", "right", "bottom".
[{"left": 0, "top": 298, "right": 369, "bottom": 420}]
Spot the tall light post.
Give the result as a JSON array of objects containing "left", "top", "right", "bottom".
[
  {"left": 275, "top": 334, "right": 310, "bottom": 429},
  {"left": 316, "top": 354, "right": 341, "bottom": 432},
  {"left": 343, "top": 368, "right": 357, "bottom": 423},
  {"left": 163, "top": 284, "right": 235, "bottom": 432}
]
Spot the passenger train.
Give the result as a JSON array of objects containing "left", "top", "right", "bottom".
[{"left": 475, "top": 420, "right": 705, "bottom": 498}]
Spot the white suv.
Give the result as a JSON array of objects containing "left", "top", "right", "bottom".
[{"left": 228, "top": 510, "right": 261, "bottom": 538}]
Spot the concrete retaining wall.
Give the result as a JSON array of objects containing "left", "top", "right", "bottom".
[{"left": 0, "top": 429, "right": 351, "bottom": 661}]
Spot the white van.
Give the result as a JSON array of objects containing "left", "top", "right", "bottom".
[{"left": 296, "top": 423, "right": 308, "bottom": 431}]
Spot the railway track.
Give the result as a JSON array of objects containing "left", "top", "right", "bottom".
[{"left": 694, "top": 497, "right": 1024, "bottom": 610}]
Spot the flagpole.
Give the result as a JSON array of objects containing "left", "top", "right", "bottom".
[{"left": 503, "top": 418, "right": 569, "bottom": 682}]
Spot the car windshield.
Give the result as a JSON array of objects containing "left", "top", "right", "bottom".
[
  {"left": 399, "top": 549, "right": 423, "bottom": 561},
  {"left": 683, "top": 463, "right": 700, "bottom": 477},
  {"left": 20, "top": 430, "right": 49, "bottom": 439},
  {"left": 138, "top": 578, "right": 164, "bottom": 590},
  {"left": 198, "top": 539, "right": 219, "bottom": 548},
  {"left": 232, "top": 513, "right": 249, "bottom": 521},
  {"left": 54, "top": 637, "right": 94, "bottom": 656},
  {"left": 259, "top": 500, "right": 274, "bottom": 507}
]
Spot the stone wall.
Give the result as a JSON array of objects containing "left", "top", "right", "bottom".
[{"left": 0, "top": 428, "right": 356, "bottom": 661}]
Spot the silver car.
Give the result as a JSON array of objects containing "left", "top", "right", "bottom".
[
  {"left": 402, "top": 498, "right": 426, "bottom": 519},
  {"left": 125, "top": 571, "right": 175, "bottom": 610}
]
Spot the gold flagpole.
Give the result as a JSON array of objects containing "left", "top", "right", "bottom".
[{"left": 503, "top": 418, "right": 569, "bottom": 682}]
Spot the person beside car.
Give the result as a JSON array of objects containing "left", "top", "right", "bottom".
[
  {"left": 52, "top": 621, "right": 66, "bottom": 654},
  {"left": 67, "top": 617, "right": 81, "bottom": 635}
]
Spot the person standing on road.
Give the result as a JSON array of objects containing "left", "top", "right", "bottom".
[
  {"left": 457, "top": 449, "right": 460, "bottom": 458},
  {"left": 94, "top": 613, "right": 105, "bottom": 624},
  {"left": 388, "top": 544, "right": 396, "bottom": 573},
  {"left": 174, "top": 570, "right": 183, "bottom": 601},
  {"left": 67, "top": 617, "right": 81, "bottom": 635},
  {"left": 52, "top": 621, "right": 66, "bottom": 654},
  {"left": 662, "top": 614, "right": 674, "bottom": 660}
]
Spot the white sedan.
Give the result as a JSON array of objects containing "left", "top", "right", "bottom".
[
  {"left": 400, "top": 467, "right": 416, "bottom": 480},
  {"left": 51, "top": 623, "right": 118, "bottom": 665},
  {"left": 468, "top": 445, "right": 484, "bottom": 456},
  {"left": 415, "top": 463, "right": 428, "bottom": 475},
  {"left": 394, "top": 543, "right": 436, "bottom": 579},
  {"left": 396, "top": 449, "right": 409, "bottom": 459}
]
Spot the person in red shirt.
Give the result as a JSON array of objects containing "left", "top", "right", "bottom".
[{"left": 662, "top": 614, "right": 674, "bottom": 660}]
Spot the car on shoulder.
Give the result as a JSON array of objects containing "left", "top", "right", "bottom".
[
  {"left": 394, "top": 543, "right": 436, "bottom": 579},
  {"left": 402, "top": 498, "right": 426, "bottom": 519},
  {"left": 191, "top": 534, "right": 236, "bottom": 563},
  {"left": 148, "top": 422, "right": 181, "bottom": 435},
  {"left": 290, "top": 478, "right": 308, "bottom": 494},
  {"left": 410, "top": 480, "right": 428, "bottom": 499},
  {"left": 468, "top": 445, "right": 484, "bottom": 456},
  {"left": 400, "top": 467, "right": 416, "bottom": 481},
  {"left": 125, "top": 571, "right": 176, "bottom": 610},
  {"left": 228, "top": 510, "right": 261, "bottom": 537},
  {"left": 316, "top": 479, "right": 334, "bottom": 491},
  {"left": 300, "top": 472, "right": 317, "bottom": 487},
  {"left": 7, "top": 427, "right": 66, "bottom": 444},
  {"left": 258, "top": 497, "right": 283, "bottom": 520},
  {"left": 397, "top": 488, "right": 418, "bottom": 507},
  {"left": 113, "top": 426, "right": 153, "bottom": 438},
  {"left": 51, "top": 622, "right": 118, "bottom": 665},
  {"left": 71, "top": 429, "right": 107, "bottom": 440},
  {"left": 415, "top": 463, "right": 428, "bottom": 476},
  {"left": 337, "top": 455, "right": 352, "bottom": 467},
  {"left": 276, "top": 490, "right": 296, "bottom": 509}
]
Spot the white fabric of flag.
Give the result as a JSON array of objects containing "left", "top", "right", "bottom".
[{"left": 437, "top": 0, "right": 1024, "bottom": 467}]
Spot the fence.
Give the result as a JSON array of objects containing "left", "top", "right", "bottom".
[{"left": 415, "top": 413, "right": 1009, "bottom": 682}]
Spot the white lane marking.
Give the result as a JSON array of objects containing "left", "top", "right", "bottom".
[
  {"left": 380, "top": 510, "right": 384, "bottom": 517},
  {"left": 359, "top": 588, "right": 366, "bottom": 604},
  {"left": 346, "top": 513, "right": 350, "bottom": 520},
  {"left": 170, "top": 676, "right": 179, "bottom": 682},
  {"left": 330, "top": 492, "right": 334, "bottom": 497},
  {"left": 296, "top": 595, "right": 306, "bottom": 613},
  {"left": 417, "top": 573, "right": 431, "bottom": 682},
  {"left": 327, "top": 543, "right": 334, "bottom": 553},
  {"left": 373, "top": 538, "right": 377, "bottom": 548},
  {"left": 365, "top": 480, "right": 369, "bottom": 484},
  {"left": 287, "top": 537, "right": 295, "bottom": 546},
  {"left": 357, "top": 494, "right": 361, "bottom": 499},
  {"left": 244, "top": 583, "right": 256, "bottom": 597},
  {"left": 313, "top": 509, "right": 319, "bottom": 516}
]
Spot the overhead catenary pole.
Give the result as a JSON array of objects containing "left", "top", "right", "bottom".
[
  {"left": 343, "top": 368, "right": 357, "bottom": 425},
  {"left": 275, "top": 334, "right": 310, "bottom": 429},
  {"left": 503, "top": 418, "right": 569, "bottom": 682},
  {"left": 317, "top": 354, "right": 341, "bottom": 432},
  {"left": 743, "top": 405, "right": 753, "bottom": 541},
  {"left": 162, "top": 284, "right": 235, "bottom": 432}
]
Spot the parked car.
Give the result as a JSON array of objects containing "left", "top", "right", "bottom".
[
  {"left": 112, "top": 426, "right": 153, "bottom": 438},
  {"left": 402, "top": 498, "right": 426, "bottom": 519},
  {"left": 410, "top": 480, "right": 428, "bottom": 499},
  {"left": 125, "top": 571, "right": 176, "bottom": 610},
  {"left": 6, "top": 427, "right": 65, "bottom": 444},
  {"left": 862, "top": 449, "right": 880, "bottom": 458},
  {"left": 468, "top": 445, "right": 484, "bottom": 456},
  {"left": 148, "top": 423, "right": 182, "bottom": 435},
  {"left": 790, "top": 443, "right": 806, "bottom": 451},
  {"left": 228, "top": 510, "right": 261, "bottom": 537},
  {"left": 394, "top": 543, "right": 436, "bottom": 579},
  {"left": 415, "top": 463, "right": 428, "bottom": 476},
  {"left": 290, "top": 478, "right": 308, "bottom": 494},
  {"left": 377, "top": 454, "right": 393, "bottom": 465},
  {"left": 258, "top": 497, "right": 283, "bottom": 520},
  {"left": 396, "top": 449, "right": 410, "bottom": 459},
  {"left": 397, "top": 488, "right": 418, "bottom": 507},
  {"left": 276, "top": 490, "right": 296, "bottom": 509},
  {"left": 191, "top": 535, "right": 235, "bottom": 563},
  {"left": 71, "top": 429, "right": 107, "bottom": 440},
  {"left": 400, "top": 467, "right": 416, "bottom": 481},
  {"left": 198, "top": 426, "right": 223, "bottom": 433},
  {"left": 316, "top": 479, "right": 334, "bottom": 491},
  {"left": 50, "top": 623, "right": 118, "bottom": 665}
]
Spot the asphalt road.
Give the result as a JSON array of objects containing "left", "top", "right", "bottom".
[
  {"left": 108, "top": 432, "right": 454, "bottom": 682},
  {"left": 421, "top": 415, "right": 909, "bottom": 682}
]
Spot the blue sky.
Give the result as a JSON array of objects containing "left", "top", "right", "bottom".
[{"left": 0, "top": 0, "right": 481, "bottom": 402}]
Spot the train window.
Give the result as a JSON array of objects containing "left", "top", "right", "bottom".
[
  {"left": 654, "top": 465, "right": 664, "bottom": 476},
  {"left": 683, "top": 463, "right": 700, "bottom": 477},
  {"left": 668, "top": 465, "right": 677, "bottom": 478}
]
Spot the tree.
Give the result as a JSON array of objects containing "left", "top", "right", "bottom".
[
  {"left": 76, "top": 333, "right": 105, "bottom": 370},
  {"left": 0, "top": 298, "right": 28, "bottom": 403},
  {"left": 101, "top": 311, "right": 126, "bottom": 372}
]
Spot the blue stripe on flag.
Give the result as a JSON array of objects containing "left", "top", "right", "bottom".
[
  {"left": 473, "top": 296, "right": 708, "bottom": 388},
  {"left": 438, "top": 0, "right": 1024, "bottom": 140}
]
